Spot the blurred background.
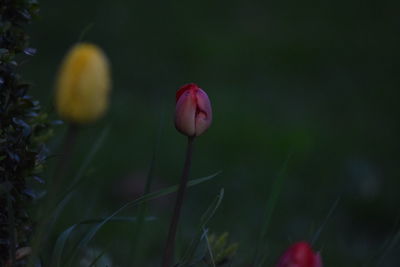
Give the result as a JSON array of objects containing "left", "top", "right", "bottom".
[{"left": 22, "top": 0, "right": 400, "bottom": 266}]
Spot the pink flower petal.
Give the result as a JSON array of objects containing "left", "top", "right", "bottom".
[
  {"left": 175, "top": 88, "right": 196, "bottom": 136},
  {"left": 194, "top": 89, "right": 212, "bottom": 136},
  {"left": 276, "top": 241, "right": 322, "bottom": 267}
]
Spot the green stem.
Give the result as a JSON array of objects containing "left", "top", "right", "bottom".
[
  {"left": 51, "top": 124, "right": 79, "bottom": 193},
  {"left": 162, "top": 136, "right": 195, "bottom": 267}
]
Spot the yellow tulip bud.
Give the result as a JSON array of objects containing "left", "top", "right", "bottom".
[{"left": 55, "top": 43, "right": 111, "bottom": 124}]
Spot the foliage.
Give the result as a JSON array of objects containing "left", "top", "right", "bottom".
[
  {"left": 206, "top": 232, "right": 239, "bottom": 266},
  {"left": 0, "top": 0, "right": 51, "bottom": 265}
]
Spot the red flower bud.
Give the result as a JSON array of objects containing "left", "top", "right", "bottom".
[
  {"left": 276, "top": 241, "right": 323, "bottom": 267},
  {"left": 174, "top": 83, "right": 212, "bottom": 137}
]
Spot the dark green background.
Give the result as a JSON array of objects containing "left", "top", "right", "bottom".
[{"left": 22, "top": 0, "right": 400, "bottom": 266}]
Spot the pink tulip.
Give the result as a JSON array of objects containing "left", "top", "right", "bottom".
[
  {"left": 175, "top": 83, "right": 212, "bottom": 137},
  {"left": 276, "top": 241, "right": 323, "bottom": 267}
]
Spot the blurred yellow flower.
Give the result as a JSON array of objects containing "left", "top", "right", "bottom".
[{"left": 55, "top": 43, "right": 111, "bottom": 124}]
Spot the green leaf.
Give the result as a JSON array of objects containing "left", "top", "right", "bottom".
[
  {"left": 51, "top": 223, "right": 78, "bottom": 267},
  {"left": 51, "top": 216, "right": 153, "bottom": 267},
  {"left": 65, "top": 171, "right": 221, "bottom": 267}
]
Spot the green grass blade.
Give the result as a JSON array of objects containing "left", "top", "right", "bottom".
[
  {"left": 199, "top": 188, "right": 225, "bottom": 225},
  {"left": 50, "top": 126, "right": 110, "bottom": 224},
  {"left": 375, "top": 225, "right": 400, "bottom": 266},
  {"left": 253, "top": 154, "right": 291, "bottom": 267},
  {"left": 362, "top": 216, "right": 400, "bottom": 267},
  {"left": 204, "top": 227, "right": 216, "bottom": 267},
  {"left": 51, "top": 216, "right": 147, "bottom": 267},
  {"left": 178, "top": 188, "right": 225, "bottom": 266},
  {"left": 311, "top": 195, "right": 341, "bottom": 246},
  {"left": 88, "top": 249, "right": 106, "bottom": 267},
  {"left": 131, "top": 114, "right": 165, "bottom": 260},
  {"left": 77, "top": 23, "right": 94, "bottom": 43},
  {"left": 64, "top": 126, "right": 110, "bottom": 196},
  {"left": 51, "top": 223, "right": 78, "bottom": 267},
  {"left": 66, "top": 171, "right": 221, "bottom": 266},
  {"left": 41, "top": 126, "right": 111, "bottom": 267}
]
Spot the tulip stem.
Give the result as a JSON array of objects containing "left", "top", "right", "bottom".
[
  {"left": 52, "top": 123, "right": 79, "bottom": 193},
  {"left": 162, "top": 136, "right": 195, "bottom": 267},
  {"left": 46, "top": 124, "right": 79, "bottom": 211}
]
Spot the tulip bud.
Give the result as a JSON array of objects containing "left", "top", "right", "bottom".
[
  {"left": 55, "top": 43, "right": 111, "bottom": 124},
  {"left": 276, "top": 241, "right": 323, "bottom": 267},
  {"left": 174, "top": 83, "right": 212, "bottom": 137}
]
